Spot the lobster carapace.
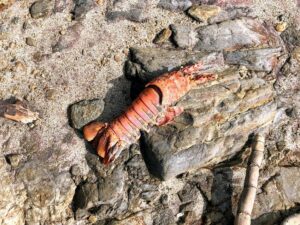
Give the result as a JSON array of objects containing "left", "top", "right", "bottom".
[{"left": 83, "top": 56, "right": 220, "bottom": 164}]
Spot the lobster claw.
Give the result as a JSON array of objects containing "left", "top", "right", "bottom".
[
  {"left": 83, "top": 121, "right": 107, "bottom": 141},
  {"left": 83, "top": 121, "right": 121, "bottom": 164},
  {"left": 83, "top": 121, "right": 109, "bottom": 158}
]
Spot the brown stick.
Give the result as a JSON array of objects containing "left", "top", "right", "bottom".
[
  {"left": 235, "top": 133, "right": 265, "bottom": 225},
  {"left": 0, "top": 100, "right": 39, "bottom": 124}
]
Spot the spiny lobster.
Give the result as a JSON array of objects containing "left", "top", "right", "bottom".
[{"left": 83, "top": 53, "right": 222, "bottom": 164}]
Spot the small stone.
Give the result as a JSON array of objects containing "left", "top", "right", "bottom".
[
  {"left": 292, "top": 47, "right": 300, "bottom": 62},
  {"left": 88, "top": 215, "right": 98, "bottom": 223},
  {"left": 170, "top": 24, "right": 198, "bottom": 49},
  {"left": 45, "top": 89, "right": 56, "bottom": 100},
  {"left": 114, "top": 54, "right": 121, "bottom": 62},
  {"left": 14, "top": 61, "right": 26, "bottom": 72},
  {"left": 5, "top": 154, "right": 22, "bottom": 168},
  {"left": 187, "top": 5, "right": 221, "bottom": 22},
  {"left": 153, "top": 28, "right": 172, "bottom": 44},
  {"left": 70, "top": 99, "right": 104, "bottom": 129},
  {"left": 30, "top": 0, "right": 52, "bottom": 19},
  {"left": 26, "top": 37, "right": 36, "bottom": 46},
  {"left": 275, "top": 22, "right": 287, "bottom": 32}
]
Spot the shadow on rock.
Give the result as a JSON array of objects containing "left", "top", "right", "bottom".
[{"left": 201, "top": 167, "right": 235, "bottom": 225}]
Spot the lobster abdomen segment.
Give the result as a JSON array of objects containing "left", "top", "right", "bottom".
[{"left": 109, "top": 86, "right": 161, "bottom": 143}]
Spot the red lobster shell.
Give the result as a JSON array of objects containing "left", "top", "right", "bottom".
[{"left": 83, "top": 53, "right": 222, "bottom": 164}]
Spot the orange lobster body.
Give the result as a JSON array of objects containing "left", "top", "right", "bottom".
[{"left": 83, "top": 60, "right": 218, "bottom": 164}]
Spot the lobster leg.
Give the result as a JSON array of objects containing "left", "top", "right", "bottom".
[{"left": 157, "top": 106, "right": 184, "bottom": 126}]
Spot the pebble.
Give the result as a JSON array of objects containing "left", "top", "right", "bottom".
[
  {"left": 275, "top": 22, "right": 287, "bottom": 32},
  {"left": 187, "top": 5, "right": 221, "bottom": 22},
  {"left": 5, "top": 154, "right": 22, "bottom": 168},
  {"left": 30, "top": 0, "right": 51, "bottom": 19},
  {"left": 88, "top": 215, "right": 97, "bottom": 224},
  {"left": 292, "top": 47, "right": 300, "bottom": 62},
  {"left": 153, "top": 27, "right": 172, "bottom": 44},
  {"left": 26, "top": 37, "right": 36, "bottom": 46},
  {"left": 114, "top": 54, "right": 121, "bottom": 62}
]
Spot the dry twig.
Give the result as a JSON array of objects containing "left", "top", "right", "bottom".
[{"left": 235, "top": 133, "right": 265, "bottom": 225}]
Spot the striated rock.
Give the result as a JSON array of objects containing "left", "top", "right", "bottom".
[
  {"left": 126, "top": 48, "right": 225, "bottom": 82},
  {"left": 195, "top": 18, "right": 282, "bottom": 51},
  {"left": 187, "top": 4, "right": 221, "bottom": 22},
  {"left": 170, "top": 24, "right": 198, "bottom": 49},
  {"left": 52, "top": 22, "right": 83, "bottom": 53},
  {"left": 153, "top": 27, "right": 172, "bottom": 44},
  {"left": 70, "top": 98, "right": 104, "bottom": 129},
  {"left": 30, "top": 0, "right": 53, "bottom": 19},
  {"left": 207, "top": 7, "right": 252, "bottom": 24},
  {"left": 224, "top": 48, "right": 282, "bottom": 72},
  {"left": 142, "top": 102, "right": 277, "bottom": 180}
]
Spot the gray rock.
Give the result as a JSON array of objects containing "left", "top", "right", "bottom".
[
  {"left": 225, "top": 48, "right": 283, "bottom": 72},
  {"left": 170, "top": 24, "right": 198, "bottom": 49},
  {"left": 98, "top": 165, "right": 127, "bottom": 204},
  {"left": 142, "top": 102, "right": 277, "bottom": 180},
  {"left": 52, "top": 23, "right": 83, "bottom": 53},
  {"left": 106, "top": 0, "right": 150, "bottom": 22},
  {"left": 73, "top": 182, "right": 98, "bottom": 209},
  {"left": 30, "top": 0, "right": 52, "bottom": 19},
  {"left": 278, "top": 167, "right": 300, "bottom": 203},
  {"left": 208, "top": 7, "right": 252, "bottom": 24},
  {"left": 157, "top": 0, "right": 193, "bottom": 11},
  {"left": 70, "top": 98, "right": 104, "bottom": 129},
  {"left": 126, "top": 48, "right": 225, "bottom": 82},
  {"left": 195, "top": 18, "right": 281, "bottom": 51},
  {"left": 178, "top": 183, "right": 205, "bottom": 222},
  {"left": 72, "top": 0, "right": 96, "bottom": 20},
  {"left": 153, "top": 208, "right": 176, "bottom": 225}
]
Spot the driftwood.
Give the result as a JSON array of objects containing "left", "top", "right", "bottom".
[
  {"left": 0, "top": 100, "right": 39, "bottom": 124},
  {"left": 235, "top": 133, "right": 265, "bottom": 225}
]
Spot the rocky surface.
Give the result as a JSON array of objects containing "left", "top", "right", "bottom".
[{"left": 0, "top": 0, "right": 299, "bottom": 225}]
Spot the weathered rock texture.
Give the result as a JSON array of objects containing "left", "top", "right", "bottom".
[{"left": 0, "top": 0, "right": 299, "bottom": 225}]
